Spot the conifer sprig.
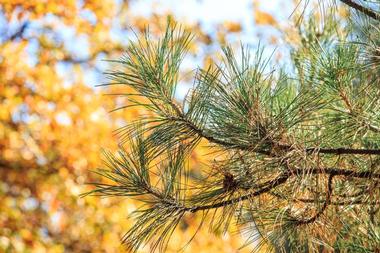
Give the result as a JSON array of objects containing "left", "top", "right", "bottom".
[{"left": 86, "top": 9, "right": 380, "bottom": 252}]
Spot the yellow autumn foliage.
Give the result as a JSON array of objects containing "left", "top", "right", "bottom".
[{"left": 0, "top": 0, "right": 270, "bottom": 252}]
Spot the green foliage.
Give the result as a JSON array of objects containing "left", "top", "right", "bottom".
[{"left": 86, "top": 4, "right": 380, "bottom": 253}]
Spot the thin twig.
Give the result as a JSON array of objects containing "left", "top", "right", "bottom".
[
  {"left": 295, "top": 167, "right": 380, "bottom": 179},
  {"left": 184, "top": 167, "right": 380, "bottom": 213},
  {"left": 295, "top": 198, "right": 379, "bottom": 206},
  {"left": 169, "top": 114, "right": 380, "bottom": 156},
  {"left": 5, "top": 22, "right": 29, "bottom": 42},
  {"left": 166, "top": 99, "right": 380, "bottom": 156},
  {"left": 294, "top": 174, "right": 334, "bottom": 225},
  {"left": 186, "top": 173, "right": 290, "bottom": 212},
  {"left": 340, "top": 0, "right": 380, "bottom": 21}
]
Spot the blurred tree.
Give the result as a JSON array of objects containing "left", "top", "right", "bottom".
[
  {"left": 86, "top": 1, "right": 380, "bottom": 253},
  {"left": 0, "top": 0, "right": 253, "bottom": 252}
]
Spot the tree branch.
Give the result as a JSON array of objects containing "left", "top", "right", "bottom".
[
  {"left": 295, "top": 198, "right": 379, "bottom": 206},
  {"left": 186, "top": 173, "right": 290, "bottom": 212},
  {"left": 149, "top": 81, "right": 380, "bottom": 158},
  {"left": 297, "top": 167, "right": 380, "bottom": 179},
  {"left": 181, "top": 167, "right": 379, "bottom": 213},
  {"left": 170, "top": 114, "right": 380, "bottom": 157},
  {"left": 294, "top": 174, "right": 333, "bottom": 225},
  {"left": 168, "top": 116, "right": 271, "bottom": 155},
  {"left": 166, "top": 104, "right": 380, "bottom": 156},
  {"left": 340, "top": 0, "right": 380, "bottom": 21},
  {"left": 270, "top": 192, "right": 380, "bottom": 206},
  {"left": 291, "top": 145, "right": 380, "bottom": 156},
  {"left": 4, "top": 22, "right": 29, "bottom": 42}
]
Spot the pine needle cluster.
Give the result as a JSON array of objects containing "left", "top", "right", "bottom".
[{"left": 84, "top": 2, "right": 380, "bottom": 252}]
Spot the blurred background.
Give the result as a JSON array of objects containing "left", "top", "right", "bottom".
[{"left": 0, "top": 0, "right": 299, "bottom": 252}]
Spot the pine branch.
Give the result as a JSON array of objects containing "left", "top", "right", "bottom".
[
  {"left": 299, "top": 167, "right": 380, "bottom": 179},
  {"left": 295, "top": 198, "right": 379, "bottom": 206},
  {"left": 89, "top": 17, "right": 380, "bottom": 252},
  {"left": 293, "top": 174, "right": 333, "bottom": 225},
  {"left": 271, "top": 192, "right": 380, "bottom": 206},
  {"left": 166, "top": 115, "right": 272, "bottom": 155},
  {"left": 287, "top": 145, "right": 380, "bottom": 156},
  {"left": 185, "top": 167, "right": 379, "bottom": 213},
  {"left": 169, "top": 114, "right": 380, "bottom": 156},
  {"left": 186, "top": 173, "right": 290, "bottom": 212},
  {"left": 340, "top": 0, "right": 380, "bottom": 21}
]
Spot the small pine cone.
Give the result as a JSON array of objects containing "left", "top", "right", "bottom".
[{"left": 223, "top": 172, "right": 238, "bottom": 192}]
